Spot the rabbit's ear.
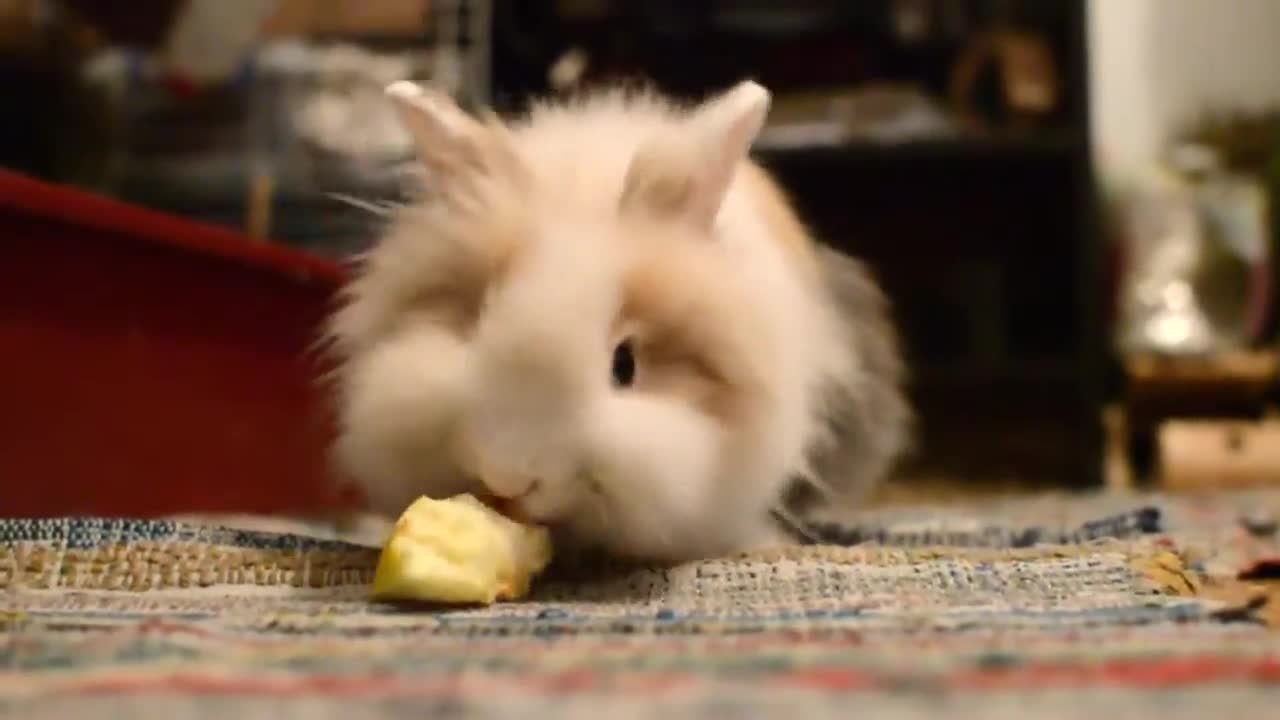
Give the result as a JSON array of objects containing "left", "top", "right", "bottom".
[
  {"left": 685, "top": 80, "right": 771, "bottom": 223},
  {"left": 620, "top": 81, "right": 771, "bottom": 230},
  {"left": 386, "top": 81, "right": 525, "bottom": 189}
]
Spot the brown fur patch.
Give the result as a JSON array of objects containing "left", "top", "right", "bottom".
[
  {"left": 619, "top": 236, "right": 766, "bottom": 426},
  {"left": 609, "top": 161, "right": 809, "bottom": 431},
  {"left": 739, "top": 162, "right": 820, "bottom": 281},
  {"left": 408, "top": 208, "right": 526, "bottom": 338},
  {"left": 330, "top": 176, "right": 530, "bottom": 359}
]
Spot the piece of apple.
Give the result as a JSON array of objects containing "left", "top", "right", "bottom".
[{"left": 370, "top": 494, "right": 553, "bottom": 605}]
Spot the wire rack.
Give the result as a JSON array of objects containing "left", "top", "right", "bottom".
[{"left": 70, "top": 0, "right": 492, "bottom": 259}]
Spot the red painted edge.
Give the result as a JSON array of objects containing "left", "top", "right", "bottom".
[
  {"left": 0, "top": 170, "right": 348, "bottom": 286},
  {"left": 11, "top": 654, "right": 1280, "bottom": 699}
]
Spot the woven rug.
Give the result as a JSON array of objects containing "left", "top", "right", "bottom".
[{"left": 4, "top": 491, "right": 1280, "bottom": 718}]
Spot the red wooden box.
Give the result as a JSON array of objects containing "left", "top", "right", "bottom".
[{"left": 0, "top": 171, "right": 353, "bottom": 518}]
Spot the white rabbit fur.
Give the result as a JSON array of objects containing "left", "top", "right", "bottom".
[{"left": 326, "top": 79, "right": 911, "bottom": 563}]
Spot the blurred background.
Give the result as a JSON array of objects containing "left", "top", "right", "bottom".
[{"left": 3, "top": 0, "right": 1279, "bottom": 517}]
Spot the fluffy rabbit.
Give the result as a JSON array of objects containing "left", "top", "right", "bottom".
[{"left": 326, "top": 79, "right": 911, "bottom": 563}]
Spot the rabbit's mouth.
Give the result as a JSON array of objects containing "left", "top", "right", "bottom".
[
  {"left": 474, "top": 484, "right": 561, "bottom": 529},
  {"left": 473, "top": 490, "right": 526, "bottom": 521},
  {"left": 470, "top": 465, "right": 607, "bottom": 528},
  {"left": 483, "top": 494, "right": 534, "bottom": 525}
]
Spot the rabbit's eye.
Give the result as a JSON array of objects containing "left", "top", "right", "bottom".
[{"left": 611, "top": 340, "right": 636, "bottom": 388}]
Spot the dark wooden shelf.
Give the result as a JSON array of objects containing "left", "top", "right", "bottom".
[{"left": 755, "top": 131, "right": 1082, "bottom": 168}]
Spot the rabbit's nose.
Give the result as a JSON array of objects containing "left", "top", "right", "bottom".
[
  {"left": 467, "top": 457, "right": 543, "bottom": 502},
  {"left": 480, "top": 475, "right": 541, "bottom": 524},
  {"left": 487, "top": 474, "right": 542, "bottom": 502},
  {"left": 454, "top": 434, "right": 541, "bottom": 500}
]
